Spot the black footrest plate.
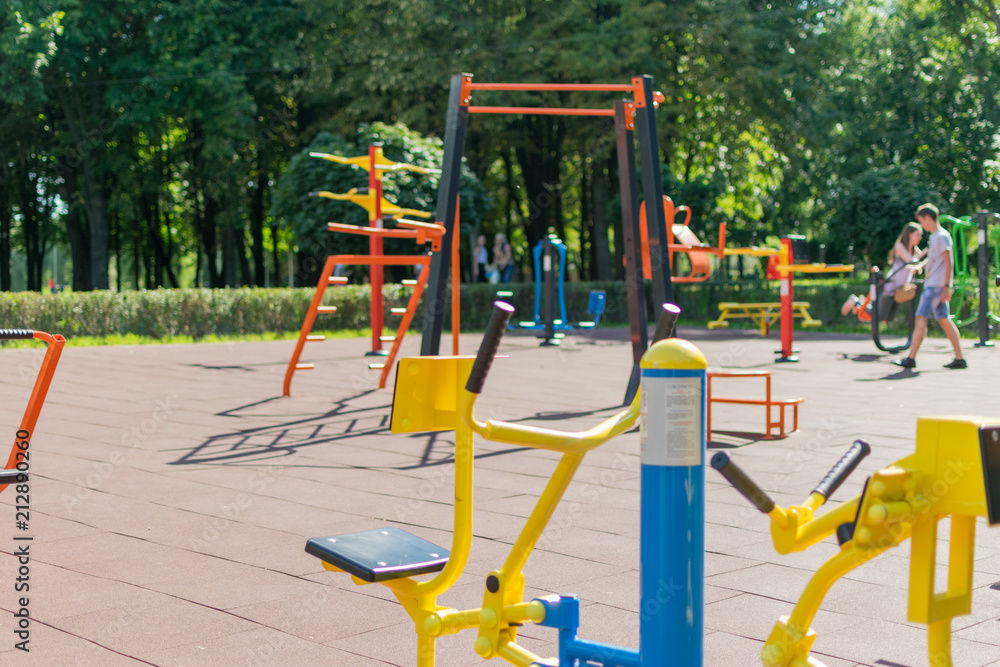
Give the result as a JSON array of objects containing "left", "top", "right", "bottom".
[{"left": 306, "top": 527, "right": 449, "bottom": 583}]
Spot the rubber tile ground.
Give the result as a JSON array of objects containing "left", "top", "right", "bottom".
[{"left": 0, "top": 325, "right": 998, "bottom": 666}]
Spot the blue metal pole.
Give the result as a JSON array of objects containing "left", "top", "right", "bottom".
[{"left": 638, "top": 339, "right": 706, "bottom": 665}]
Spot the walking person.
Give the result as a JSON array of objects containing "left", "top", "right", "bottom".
[{"left": 892, "top": 204, "right": 966, "bottom": 369}]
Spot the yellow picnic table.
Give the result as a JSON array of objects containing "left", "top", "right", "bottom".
[{"left": 707, "top": 301, "right": 822, "bottom": 336}]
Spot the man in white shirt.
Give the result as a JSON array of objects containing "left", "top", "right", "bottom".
[{"left": 892, "top": 203, "right": 966, "bottom": 369}]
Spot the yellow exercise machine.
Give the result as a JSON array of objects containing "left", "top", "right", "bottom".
[
  {"left": 305, "top": 303, "right": 711, "bottom": 666},
  {"left": 712, "top": 418, "right": 1000, "bottom": 667}
]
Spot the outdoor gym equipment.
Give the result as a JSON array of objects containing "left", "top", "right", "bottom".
[
  {"left": 637, "top": 195, "right": 726, "bottom": 282},
  {"left": 940, "top": 212, "right": 1000, "bottom": 344},
  {"left": 860, "top": 262, "right": 920, "bottom": 354},
  {"left": 713, "top": 418, "right": 1000, "bottom": 667},
  {"left": 418, "top": 74, "right": 676, "bottom": 404},
  {"left": 306, "top": 302, "right": 713, "bottom": 666},
  {"left": 283, "top": 145, "right": 458, "bottom": 394},
  {"left": 768, "top": 236, "right": 854, "bottom": 362},
  {"left": 718, "top": 236, "right": 853, "bottom": 363},
  {"left": 0, "top": 330, "right": 65, "bottom": 489},
  {"left": 507, "top": 234, "right": 597, "bottom": 345}
]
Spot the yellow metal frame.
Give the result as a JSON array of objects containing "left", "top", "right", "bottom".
[
  {"left": 753, "top": 416, "right": 995, "bottom": 667},
  {"left": 708, "top": 301, "right": 821, "bottom": 336},
  {"left": 322, "top": 353, "right": 642, "bottom": 666}
]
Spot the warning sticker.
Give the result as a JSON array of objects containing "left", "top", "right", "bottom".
[{"left": 640, "top": 375, "right": 702, "bottom": 466}]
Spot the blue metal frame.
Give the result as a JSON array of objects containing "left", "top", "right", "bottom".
[
  {"left": 516, "top": 236, "right": 594, "bottom": 334},
  {"left": 530, "top": 365, "right": 706, "bottom": 666}
]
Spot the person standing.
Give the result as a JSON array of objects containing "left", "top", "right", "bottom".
[
  {"left": 892, "top": 204, "right": 966, "bottom": 369},
  {"left": 494, "top": 233, "right": 513, "bottom": 283},
  {"left": 474, "top": 235, "right": 489, "bottom": 283}
]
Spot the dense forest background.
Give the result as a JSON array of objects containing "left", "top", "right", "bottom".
[{"left": 1, "top": 0, "right": 998, "bottom": 292}]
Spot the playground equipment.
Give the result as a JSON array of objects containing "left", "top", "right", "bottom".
[
  {"left": 637, "top": 195, "right": 726, "bottom": 282},
  {"left": 306, "top": 302, "right": 715, "bottom": 666},
  {"left": 768, "top": 236, "right": 852, "bottom": 362},
  {"left": 506, "top": 234, "right": 598, "bottom": 345},
  {"left": 708, "top": 301, "right": 820, "bottom": 336},
  {"left": 851, "top": 261, "right": 921, "bottom": 354},
  {"left": 0, "top": 330, "right": 65, "bottom": 489},
  {"left": 418, "top": 74, "right": 676, "bottom": 404},
  {"left": 713, "top": 419, "right": 1000, "bottom": 667},
  {"left": 706, "top": 370, "right": 802, "bottom": 441},
  {"left": 940, "top": 211, "right": 1000, "bottom": 344},
  {"left": 283, "top": 145, "right": 458, "bottom": 394},
  {"left": 712, "top": 236, "right": 852, "bottom": 362}
]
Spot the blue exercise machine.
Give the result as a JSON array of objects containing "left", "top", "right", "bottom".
[{"left": 506, "top": 235, "right": 603, "bottom": 345}]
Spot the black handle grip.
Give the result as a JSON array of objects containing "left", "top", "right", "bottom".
[
  {"left": 0, "top": 329, "right": 33, "bottom": 340},
  {"left": 0, "top": 469, "right": 26, "bottom": 485},
  {"left": 652, "top": 303, "right": 681, "bottom": 343},
  {"left": 995, "top": 275, "right": 999, "bottom": 287},
  {"left": 466, "top": 301, "right": 516, "bottom": 394},
  {"left": 710, "top": 452, "right": 775, "bottom": 514},
  {"left": 812, "top": 439, "right": 871, "bottom": 500}
]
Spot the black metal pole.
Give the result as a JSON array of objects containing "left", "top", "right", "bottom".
[
  {"left": 616, "top": 101, "right": 649, "bottom": 405},
  {"left": 633, "top": 75, "right": 674, "bottom": 310},
  {"left": 541, "top": 237, "right": 557, "bottom": 345},
  {"left": 975, "top": 211, "right": 994, "bottom": 347},
  {"left": 420, "top": 73, "right": 470, "bottom": 355}
]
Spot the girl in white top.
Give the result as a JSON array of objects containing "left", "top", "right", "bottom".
[{"left": 841, "top": 221, "right": 924, "bottom": 317}]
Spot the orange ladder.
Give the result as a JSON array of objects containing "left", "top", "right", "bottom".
[
  {"left": 282, "top": 220, "right": 445, "bottom": 395},
  {"left": 0, "top": 330, "right": 65, "bottom": 490}
]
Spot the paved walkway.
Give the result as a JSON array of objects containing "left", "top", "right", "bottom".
[{"left": 0, "top": 325, "right": 998, "bottom": 666}]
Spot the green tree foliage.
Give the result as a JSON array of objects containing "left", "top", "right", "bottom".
[
  {"left": 1, "top": 0, "right": 998, "bottom": 292},
  {"left": 271, "top": 123, "right": 486, "bottom": 260},
  {"left": 830, "top": 166, "right": 943, "bottom": 261}
]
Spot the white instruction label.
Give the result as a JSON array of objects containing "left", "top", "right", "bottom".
[{"left": 640, "top": 375, "right": 702, "bottom": 466}]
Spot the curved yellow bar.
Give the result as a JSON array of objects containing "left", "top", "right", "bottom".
[
  {"left": 775, "top": 263, "right": 854, "bottom": 274},
  {"left": 309, "top": 151, "right": 439, "bottom": 175},
  {"left": 315, "top": 190, "right": 433, "bottom": 219},
  {"left": 725, "top": 246, "right": 780, "bottom": 257},
  {"left": 461, "top": 391, "right": 639, "bottom": 454}
]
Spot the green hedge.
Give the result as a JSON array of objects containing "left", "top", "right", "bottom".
[{"left": 0, "top": 277, "right": 993, "bottom": 340}]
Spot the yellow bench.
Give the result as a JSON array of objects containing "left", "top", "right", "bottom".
[{"left": 707, "top": 301, "right": 821, "bottom": 336}]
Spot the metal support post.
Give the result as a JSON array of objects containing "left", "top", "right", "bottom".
[
  {"left": 616, "top": 100, "right": 649, "bottom": 405},
  {"left": 639, "top": 338, "right": 706, "bottom": 665},
  {"left": 421, "top": 74, "right": 470, "bottom": 355},
  {"left": 975, "top": 211, "right": 994, "bottom": 347}
]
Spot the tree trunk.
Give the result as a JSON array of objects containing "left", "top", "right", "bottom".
[
  {"left": 514, "top": 116, "right": 565, "bottom": 249},
  {"left": 591, "top": 153, "right": 613, "bottom": 280},
  {"left": 249, "top": 174, "right": 266, "bottom": 286},
  {"left": 0, "top": 187, "right": 11, "bottom": 292},
  {"left": 222, "top": 222, "right": 238, "bottom": 287},
  {"left": 81, "top": 169, "right": 111, "bottom": 289}
]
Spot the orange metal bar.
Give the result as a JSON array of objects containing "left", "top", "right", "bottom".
[
  {"left": 468, "top": 106, "right": 615, "bottom": 117},
  {"left": 1, "top": 330, "right": 65, "bottom": 494},
  {"left": 378, "top": 258, "right": 432, "bottom": 389},
  {"left": 466, "top": 83, "right": 635, "bottom": 92},
  {"left": 323, "top": 255, "right": 433, "bottom": 266},
  {"left": 451, "top": 197, "right": 461, "bottom": 355},
  {"left": 370, "top": 146, "right": 385, "bottom": 354},
  {"left": 284, "top": 257, "right": 338, "bottom": 396},
  {"left": 706, "top": 371, "right": 802, "bottom": 441},
  {"left": 327, "top": 223, "right": 444, "bottom": 252}
]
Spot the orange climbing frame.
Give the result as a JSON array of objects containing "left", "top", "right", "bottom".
[
  {"left": 0, "top": 330, "right": 65, "bottom": 493},
  {"left": 283, "top": 220, "right": 446, "bottom": 395}
]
